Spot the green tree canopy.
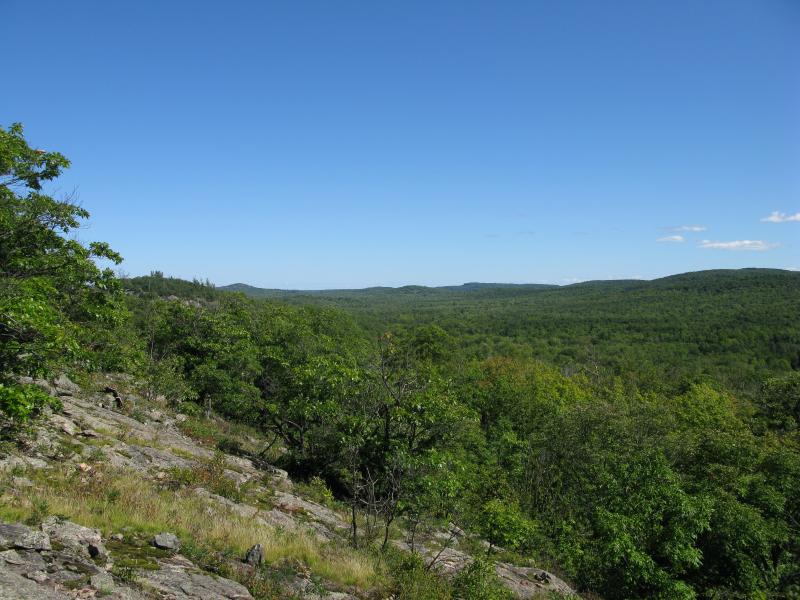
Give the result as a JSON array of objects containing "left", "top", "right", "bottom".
[{"left": 0, "top": 123, "right": 124, "bottom": 423}]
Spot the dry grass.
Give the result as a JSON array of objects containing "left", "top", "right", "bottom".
[{"left": 0, "top": 464, "right": 385, "bottom": 591}]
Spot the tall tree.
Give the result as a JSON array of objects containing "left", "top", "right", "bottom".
[{"left": 0, "top": 123, "right": 123, "bottom": 423}]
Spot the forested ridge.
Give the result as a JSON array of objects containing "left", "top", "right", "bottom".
[
  {"left": 226, "top": 268, "right": 800, "bottom": 395},
  {"left": 3, "top": 124, "right": 800, "bottom": 599}
]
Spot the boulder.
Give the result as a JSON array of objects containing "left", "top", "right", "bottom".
[
  {"left": 40, "top": 516, "right": 105, "bottom": 560},
  {"left": 23, "top": 570, "right": 48, "bottom": 583},
  {"left": 0, "top": 568, "right": 70, "bottom": 599},
  {"left": 91, "top": 571, "right": 116, "bottom": 592},
  {"left": 138, "top": 554, "right": 253, "bottom": 599},
  {"left": 10, "top": 476, "right": 33, "bottom": 488},
  {"left": 0, "top": 523, "right": 51, "bottom": 551},
  {"left": 153, "top": 532, "right": 181, "bottom": 551},
  {"left": 245, "top": 543, "right": 263, "bottom": 566},
  {"left": 495, "top": 562, "right": 576, "bottom": 598},
  {"left": 51, "top": 414, "right": 78, "bottom": 436},
  {"left": 54, "top": 374, "right": 80, "bottom": 396}
]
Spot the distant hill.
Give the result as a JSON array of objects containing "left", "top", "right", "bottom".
[
  {"left": 224, "top": 269, "right": 800, "bottom": 392},
  {"left": 222, "top": 268, "right": 797, "bottom": 298},
  {"left": 127, "top": 269, "right": 800, "bottom": 392},
  {"left": 220, "top": 281, "right": 559, "bottom": 298},
  {"left": 123, "top": 272, "right": 223, "bottom": 301}
]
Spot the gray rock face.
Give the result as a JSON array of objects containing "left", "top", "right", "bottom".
[
  {"left": 90, "top": 571, "right": 116, "bottom": 592},
  {"left": 40, "top": 516, "right": 105, "bottom": 560},
  {"left": 54, "top": 374, "right": 81, "bottom": 396},
  {"left": 495, "top": 562, "right": 576, "bottom": 598},
  {"left": 395, "top": 540, "right": 577, "bottom": 598},
  {"left": 50, "top": 414, "right": 78, "bottom": 436},
  {"left": 23, "top": 570, "right": 48, "bottom": 583},
  {"left": 153, "top": 532, "right": 181, "bottom": 551},
  {"left": 0, "top": 522, "right": 103, "bottom": 594},
  {"left": 0, "top": 568, "right": 70, "bottom": 599},
  {"left": 139, "top": 554, "right": 253, "bottom": 599},
  {"left": 272, "top": 490, "right": 350, "bottom": 536},
  {"left": 9, "top": 476, "right": 33, "bottom": 488},
  {"left": 17, "top": 376, "right": 58, "bottom": 397},
  {"left": 245, "top": 543, "right": 264, "bottom": 566},
  {"left": 0, "top": 548, "right": 47, "bottom": 571},
  {"left": 0, "top": 456, "right": 47, "bottom": 473},
  {"left": 0, "top": 523, "right": 51, "bottom": 551},
  {"left": 0, "top": 518, "right": 251, "bottom": 600}
]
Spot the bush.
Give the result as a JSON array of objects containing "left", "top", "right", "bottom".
[
  {"left": 0, "top": 383, "right": 58, "bottom": 422},
  {"left": 452, "top": 557, "right": 514, "bottom": 600},
  {"left": 386, "top": 549, "right": 451, "bottom": 600},
  {"left": 480, "top": 499, "right": 534, "bottom": 553},
  {"left": 168, "top": 451, "right": 242, "bottom": 502},
  {"left": 217, "top": 435, "right": 244, "bottom": 457},
  {"left": 296, "top": 476, "right": 335, "bottom": 507}
]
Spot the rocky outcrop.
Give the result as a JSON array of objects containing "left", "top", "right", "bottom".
[
  {"left": 0, "top": 568, "right": 71, "bottom": 600},
  {"left": 0, "top": 523, "right": 51, "bottom": 552},
  {"left": 54, "top": 374, "right": 81, "bottom": 397},
  {"left": 152, "top": 532, "right": 181, "bottom": 551},
  {"left": 0, "top": 519, "right": 252, "bottom": 600},
  {"left": 2, "top": 374, "right": 578, "bottom": 599},
  {"left": 41, "top": 516, "right": 106, "bottom": 560},
  {"left": 395, "top": 541, "right": 576, "bottom": 598},
  {"left": 496, "top": 562, "right": 575, "bottom": 598},
  {"left": 137, "top": 554, "right": 252, "bottom": 599}
]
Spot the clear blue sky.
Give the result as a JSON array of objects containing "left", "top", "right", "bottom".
[{"left": 4, "top": 0, "right": 799, "bottom": 288}]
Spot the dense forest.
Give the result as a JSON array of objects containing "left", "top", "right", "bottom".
[
  {"left": 221, "top": 270, "right": 800, "bottom": 397},
  {"left": 3, "top": 123, "right": 800, "bottom": 599}
]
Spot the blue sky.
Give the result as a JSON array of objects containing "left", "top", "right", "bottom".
[{"left": 4, "top": 0, "right": 799, "bottom": 288}]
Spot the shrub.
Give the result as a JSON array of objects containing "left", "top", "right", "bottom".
[
  {"left": 0, "top": 383, "right": 59, "bottom": 424},
  {"left": 480, "top": 499, "right": 534, "bottom": 553},
  {"left": 452, "top": 557, "right": 514, "bottom": 600}
]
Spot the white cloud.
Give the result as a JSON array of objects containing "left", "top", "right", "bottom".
[
  {"left": 674, "top": 225, "right": 707, "bottom": 232},
  {"left": 761, "top": 211, "right": 800, "bottom": 223},
  {"left": 698, "top": 239, "right": 779, "bottom": 251},
  {"left": 657, "top": 235, "right": 684, "bottom": 243}
]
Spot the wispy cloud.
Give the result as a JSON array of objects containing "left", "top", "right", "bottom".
[
  {"left": 484, "top": 233, "right": 501, "bottom": 239},
  {"left": 761, "top": 211, "right": 800, "bottom": 223},
  {"left": 699, "top": 239, "right": 778, "bottom": 251},
  {"left": 665, "top": 225, "right": 707, "bottom": 232},
  {"left": 657, "top": 235, "right": 684, "bottom": 243}
]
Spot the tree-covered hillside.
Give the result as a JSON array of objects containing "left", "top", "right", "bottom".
[
  {"left": 222, "top": 269, "right": 800, "bottom": 394},
  {"left": 3, "top": 124, "right": 800, "bottom": 600}
]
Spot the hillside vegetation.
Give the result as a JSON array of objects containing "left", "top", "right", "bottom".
[
  {"left": 222, "top": 269, "right": 800, "bottom": 395},
  {"left": 3, "top": 123, "right": 800, "bottom": 600}
]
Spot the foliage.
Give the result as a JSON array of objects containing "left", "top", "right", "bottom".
[
  {"left": 225, "top": 269, "right": 800, "bottom": 396},
  {"left": 0, "top": 123, "right": 125, "bottom": 425},
  {"left": 479, "top": 499, "right": 534, "bottom": 553},
  {"left": 4, "top": 124, "right": 800, "bottom": 599},
  {"left": 0, "top": 382, "right": 58, "bottom": 423},
  {"left": 451, "top": 557, "right": 514, "bottom": 600},
  {"left": 127, "top": 278, "right": 800, "bottom": 599},
  {"left": 757, "top": 372, "right": 800, "bottom": 433}
]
